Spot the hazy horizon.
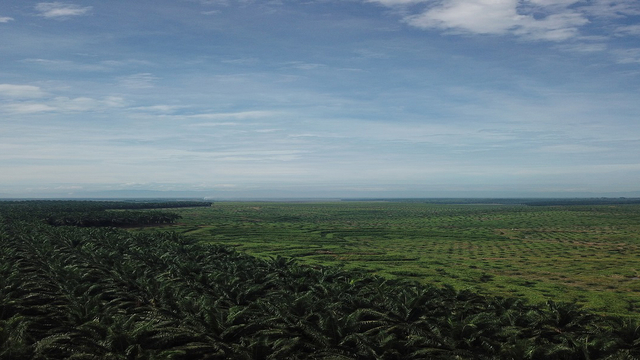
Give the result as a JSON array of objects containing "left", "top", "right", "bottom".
[
  {"left": 2, "top": 1, "right": 639, "bottom": 198},
  {"left": 2, "top": 187, "right": 640, "bottom": 200}
]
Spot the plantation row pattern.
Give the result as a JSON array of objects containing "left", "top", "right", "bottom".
[{"left": 166, "top": 202, "right": 640, "bottom": 316}]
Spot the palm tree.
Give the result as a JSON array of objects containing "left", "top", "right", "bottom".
[{"left": 0, "top": 315, "right": 33, "bottom": 360}]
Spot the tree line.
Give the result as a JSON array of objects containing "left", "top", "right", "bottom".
[{"left": 0, "top": 200, "right": 211, "bottom": 228}]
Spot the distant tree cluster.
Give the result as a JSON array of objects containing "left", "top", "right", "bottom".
[
  {"left": 0, "top": 200, "right": 211, "bottom": 227},
  {"left": 342, "top": 198, "right": 640, "bottom": 206},
  {"left": 523, "top": 199, "right": 640, "bottom": 206}
]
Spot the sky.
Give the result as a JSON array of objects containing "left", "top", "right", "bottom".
[{"left": 1, "top": 0, "right": 640, "bottom": 198}]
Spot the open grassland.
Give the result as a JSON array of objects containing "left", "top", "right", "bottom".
[{"left": 140, "top": 202, "right": 640, "bottom": 317}]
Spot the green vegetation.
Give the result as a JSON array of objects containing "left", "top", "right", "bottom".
[
  {"left": 0, "top": 200, "right": 211, "bottom": 227},
  {"left": 2, "top": 199, "right": 640, "bottom": 359},
  {"left": 155, "top": 201, "right": 640, "bottom": 316}
]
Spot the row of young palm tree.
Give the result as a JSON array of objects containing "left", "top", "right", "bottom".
[{"left": 1, "top": 203, "right": 639, "bottom": 359}]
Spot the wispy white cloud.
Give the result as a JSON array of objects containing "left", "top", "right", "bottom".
[
  {"left": 283, "top": 61, "right": 326, "bottom": 70},
  {"left": 133, "top": 105, "right": 185, "bottom": 113},
  {"left": 101, "top": 59, "right": 155, "bottom": 67},
  {"left": 0, "top": 16, "right": 14, "bottom": 23},
  {"left": 193, "top": 0, "right": 230, "bottom": 5},
  {"left": 557, "top": 43, "right": 607, "bottom": 53},
  {"left": 403, "top": 0, "right": 587, "bottom": 41},
  {"left": 369, "top": 0, "right": 640, "bottom": 42},
  {"left": 513, "top": 12, "right": 588, "bottom": 41},
  {"left": 405, "top": 0, "right": 524, "bottom": 35},
  {"left": 352, "top": 48, "right": 390, "bottom": 60},
  {"left": 1, "top": 103, "right": 57, "bottom": 114},
  {"left": 527, "top": 0, "right": 581, "bottom": 7},
  {"left": 221, "top": 57, "right": 259, "bottom": 65},
  {"left": 536, "top": 144, "right": 609, "bottom": 154},
  {"left": 0, "top": 96, "right": 125, "bottom": 114},
  {"left": 615, "top": 24, "right": 640, "bottom": 36},
  {"left": 614, "top": 48, "right": 640, "bottom": 63},
  {"left": 22, "top": 58, "right": 155, "bottom": 73},
  {"left": 188, "top": 122, "right": 240, "bottom": 127},
  {"left": 187, "top": 110, "right": 281, "bottom": 120},
  {"left": 117, "top": 73, "right": 160, "bottom": 89},
  {"left": 51, "top": 96, "right": 126, "bottom": 112},
  {"left": 22, "top": 58, "right": 109, "bottom": 72},
  {"left": 0, "top": 84, "right": 47, "bottom": 98},
  {"left": 35, "top": 2, "right": 92, "bottom": 19},
  {"left": 102, "top": 96, "right": 127, "bottom": 108},
  {"left": 366, "top": 0, "right": 425, "bottom": 5},
  {"left": 580, "top": 0, "right": 640, "bottom": 18}
]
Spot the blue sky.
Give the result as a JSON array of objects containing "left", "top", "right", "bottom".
[{"left": 1, "top": 0, "right": 639, "bottom": 198}]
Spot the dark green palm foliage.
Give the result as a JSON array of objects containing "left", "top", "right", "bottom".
[
  {"left": 1, "top": 206, "right": 640, "bottom": 359},
  {"left": 0, "top": 200, "right": 209, "bottom": 227},
  {"left": 602, "top": 317, "right": 640, "bottom": 359},
  {"left": 0, "top": 315, "right": 32, "bottom": 360}
]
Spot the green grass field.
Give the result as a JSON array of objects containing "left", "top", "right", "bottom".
[{"left": 136, "top": 201, "right": 640, "bottom": 317}]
